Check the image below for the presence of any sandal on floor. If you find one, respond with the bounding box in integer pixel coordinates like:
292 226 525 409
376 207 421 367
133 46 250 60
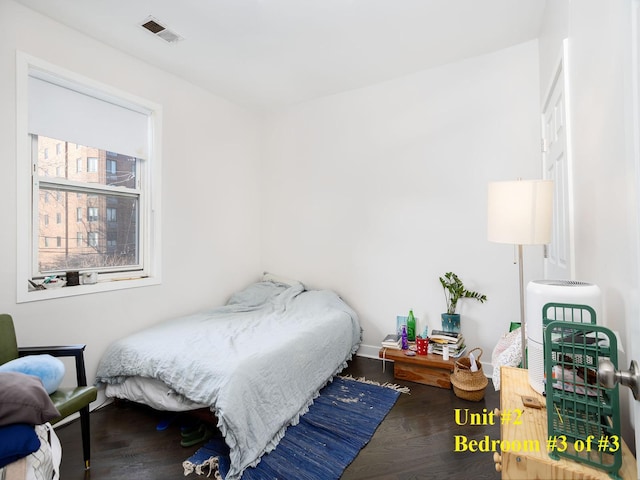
180 422 204 438
180 425 215 447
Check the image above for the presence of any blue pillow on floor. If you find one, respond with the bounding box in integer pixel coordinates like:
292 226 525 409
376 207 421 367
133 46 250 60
0 423 40 468
0 355 65 394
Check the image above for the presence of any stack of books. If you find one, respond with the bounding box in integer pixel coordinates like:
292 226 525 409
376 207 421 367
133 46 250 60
381 333 402 350
429 330 466 358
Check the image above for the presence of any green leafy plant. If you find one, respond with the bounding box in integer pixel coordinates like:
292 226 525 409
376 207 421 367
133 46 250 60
439 272 487 315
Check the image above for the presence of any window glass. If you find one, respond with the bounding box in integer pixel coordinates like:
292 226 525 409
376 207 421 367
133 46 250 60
87 157 98 173
35 136 140 273
87 206 98 222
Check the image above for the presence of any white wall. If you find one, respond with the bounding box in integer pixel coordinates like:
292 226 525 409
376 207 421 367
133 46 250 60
262 40 543 362
539 0 639 452
0 1 263 387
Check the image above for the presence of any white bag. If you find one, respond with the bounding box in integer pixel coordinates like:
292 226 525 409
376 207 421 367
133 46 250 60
491 328 522 391
26 423 61 480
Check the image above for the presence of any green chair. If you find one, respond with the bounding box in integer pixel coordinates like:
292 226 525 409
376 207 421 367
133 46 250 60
0 313 98 470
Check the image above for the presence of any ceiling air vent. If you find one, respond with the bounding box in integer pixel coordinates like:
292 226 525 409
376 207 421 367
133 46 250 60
140 16 183 43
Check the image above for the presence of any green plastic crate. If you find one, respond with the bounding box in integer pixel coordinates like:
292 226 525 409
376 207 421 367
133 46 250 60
544 310 622 478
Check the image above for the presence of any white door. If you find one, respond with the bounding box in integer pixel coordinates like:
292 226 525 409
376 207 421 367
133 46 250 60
541 39 574 281
631 0 640 472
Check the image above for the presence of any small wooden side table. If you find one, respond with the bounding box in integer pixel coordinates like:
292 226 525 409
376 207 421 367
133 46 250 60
378 347 455 388
496 366 637 479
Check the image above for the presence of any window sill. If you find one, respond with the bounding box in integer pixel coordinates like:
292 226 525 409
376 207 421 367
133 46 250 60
17 275 161 303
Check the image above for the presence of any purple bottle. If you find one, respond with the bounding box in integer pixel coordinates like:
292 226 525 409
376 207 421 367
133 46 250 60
401 325 408 350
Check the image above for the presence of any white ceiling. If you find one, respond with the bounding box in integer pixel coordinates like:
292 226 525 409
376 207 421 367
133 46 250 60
14 0 547 111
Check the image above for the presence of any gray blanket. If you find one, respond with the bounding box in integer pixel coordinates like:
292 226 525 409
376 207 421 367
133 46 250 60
95 281 361 479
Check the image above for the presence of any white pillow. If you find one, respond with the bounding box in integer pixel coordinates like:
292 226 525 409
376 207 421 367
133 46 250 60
262 272 302 287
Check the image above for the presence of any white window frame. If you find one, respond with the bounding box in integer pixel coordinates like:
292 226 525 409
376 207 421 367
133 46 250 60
16 52 162 302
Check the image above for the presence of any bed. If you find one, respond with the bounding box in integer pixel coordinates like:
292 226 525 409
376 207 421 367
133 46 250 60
95 275 361 480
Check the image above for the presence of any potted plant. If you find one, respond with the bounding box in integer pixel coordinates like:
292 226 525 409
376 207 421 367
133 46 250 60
439 272 487 333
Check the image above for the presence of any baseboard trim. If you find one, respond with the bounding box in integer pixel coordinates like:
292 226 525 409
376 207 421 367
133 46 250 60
355 343 381 359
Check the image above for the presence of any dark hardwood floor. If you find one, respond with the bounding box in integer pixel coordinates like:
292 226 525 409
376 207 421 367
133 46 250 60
57 356 501 479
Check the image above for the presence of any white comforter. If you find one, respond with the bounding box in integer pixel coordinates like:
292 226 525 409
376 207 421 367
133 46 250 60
95 281 361 480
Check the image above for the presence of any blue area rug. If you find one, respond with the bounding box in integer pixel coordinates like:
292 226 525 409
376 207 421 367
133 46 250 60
183 376 406 479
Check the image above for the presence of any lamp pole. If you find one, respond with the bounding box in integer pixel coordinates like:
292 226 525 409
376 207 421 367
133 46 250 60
518 244 527 369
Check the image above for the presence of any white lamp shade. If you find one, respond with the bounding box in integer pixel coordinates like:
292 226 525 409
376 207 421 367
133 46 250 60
487 180 553 245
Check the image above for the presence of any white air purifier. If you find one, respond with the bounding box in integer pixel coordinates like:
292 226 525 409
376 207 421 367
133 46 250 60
526 280 602 394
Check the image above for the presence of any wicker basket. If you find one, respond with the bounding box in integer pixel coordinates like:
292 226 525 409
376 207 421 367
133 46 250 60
450 347 488 402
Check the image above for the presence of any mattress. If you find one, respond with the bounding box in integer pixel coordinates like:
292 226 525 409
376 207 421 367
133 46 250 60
105 376 207 411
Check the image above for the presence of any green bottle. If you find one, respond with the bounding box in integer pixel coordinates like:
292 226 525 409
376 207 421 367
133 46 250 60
407 310 416 341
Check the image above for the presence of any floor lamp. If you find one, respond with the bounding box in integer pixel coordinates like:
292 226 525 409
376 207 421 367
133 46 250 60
487 179 553 369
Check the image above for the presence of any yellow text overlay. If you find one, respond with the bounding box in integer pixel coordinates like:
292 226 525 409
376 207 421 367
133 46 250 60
454 435 541 453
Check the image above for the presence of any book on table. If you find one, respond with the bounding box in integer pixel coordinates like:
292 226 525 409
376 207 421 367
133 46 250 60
429 330 461 343
429 332 466 358
381 333 401 349
431 343 467 358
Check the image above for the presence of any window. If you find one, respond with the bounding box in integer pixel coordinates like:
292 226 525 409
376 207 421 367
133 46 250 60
17 53 162 301
87 206 99 222
87 157 98 173
88 232 98 248
107 231 117 251
36 141 140 272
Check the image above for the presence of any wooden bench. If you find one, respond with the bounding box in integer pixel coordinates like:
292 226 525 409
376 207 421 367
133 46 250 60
379 347 455 389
